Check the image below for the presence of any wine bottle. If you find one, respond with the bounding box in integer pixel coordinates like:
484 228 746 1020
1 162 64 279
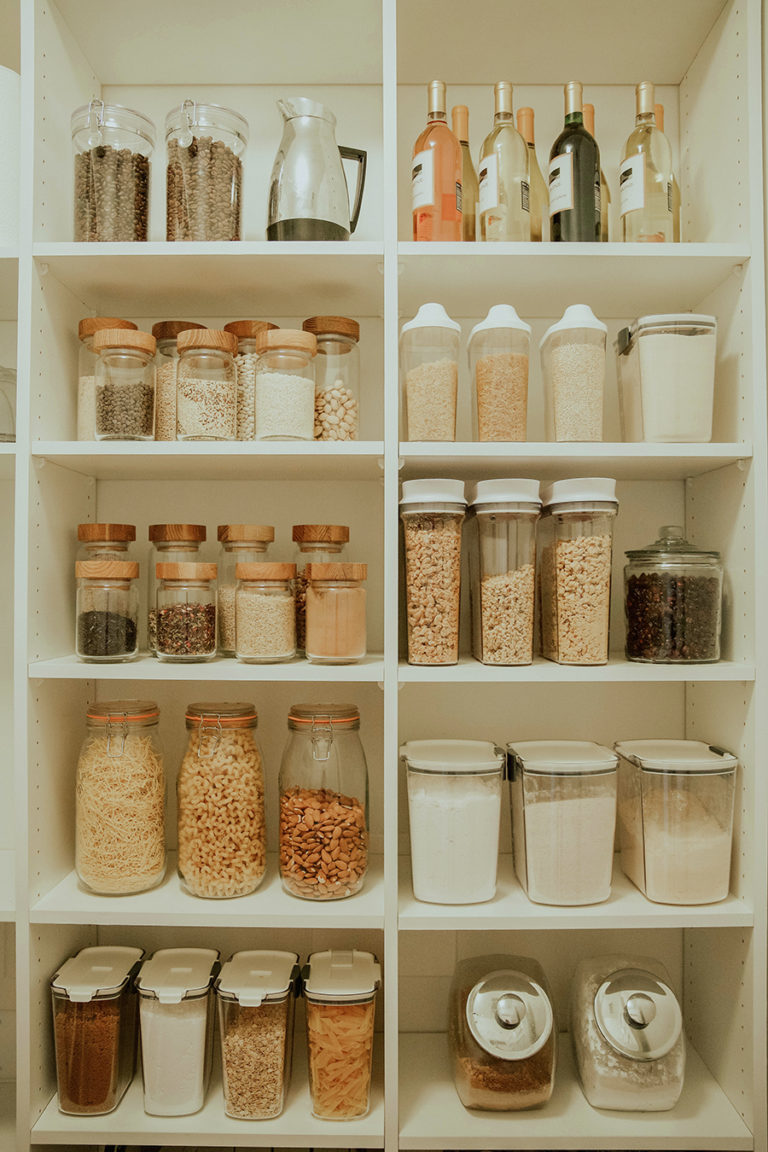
478 82 530 242
655 102 681 241
549 81 601 242
411 80 462 242
619 82 674 242
583 102 611 242
451 105 479 242
516 106 548 242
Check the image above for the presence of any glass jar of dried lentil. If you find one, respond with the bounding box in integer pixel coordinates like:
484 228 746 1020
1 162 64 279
302 315 360 441
217 524 275 656
152 320 204 441
155 562 217 663
254 329 317 441
176 328 238 441
177 702 266 898
78 317 137 441
147 524 206 653
76 561 139 663
77 522 136 563
93 328 156 441
166 100 249 242
235 562 296 663
291 524 349 654
223 320 279 441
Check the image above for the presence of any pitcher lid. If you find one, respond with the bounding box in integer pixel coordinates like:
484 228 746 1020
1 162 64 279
278 97 335 126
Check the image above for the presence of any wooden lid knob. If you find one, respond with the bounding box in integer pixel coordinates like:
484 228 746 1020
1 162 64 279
93 328 156 355
76 560 139 579
149 524 207 543
224 320 279 341
236 562 297 580
292 524 350 544
78 523 136 542
302 315 360 342
305 562 367 581
79 317 137 340
177 328 238 355
156 561 217 580
217 524 275 543
254 328 316 356
152 320 205 342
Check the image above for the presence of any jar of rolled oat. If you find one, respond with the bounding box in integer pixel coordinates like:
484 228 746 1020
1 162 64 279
302 315 360 441
217 524 275 656
152 321 204 441
147 524 206 654
468 479 540 666
155 562 217 663
279 703 369 900
78 317 137 441
177 702 266 898
176 328 237 441
77 522 136 562
305 562 367 664
292 524 349 654
540 305 607 442
253 328 317 441
93 328 156 441
468 305 531 442
235 562 296 663
400 478 466 665
166 100 248 242
224 320 279 440
538 478 618 666
400 303 460 441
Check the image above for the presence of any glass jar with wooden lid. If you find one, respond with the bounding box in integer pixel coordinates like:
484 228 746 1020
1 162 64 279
155 562 217 663
77 522 136 563
217 524 275 656
93 328 156 441
302 316 360 441
291 523 350 653
235 562 297 663
253 328 317 441
224 320 279 440
176 328 238 441
147 524 207 653
76 561 140 662
305 562 367 664
152 320 204 441
78 317 137 441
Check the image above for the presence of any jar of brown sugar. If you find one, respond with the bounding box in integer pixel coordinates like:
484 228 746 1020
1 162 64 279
305 562 367 664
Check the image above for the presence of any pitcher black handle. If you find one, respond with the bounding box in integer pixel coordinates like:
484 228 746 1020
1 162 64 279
339 146 367 235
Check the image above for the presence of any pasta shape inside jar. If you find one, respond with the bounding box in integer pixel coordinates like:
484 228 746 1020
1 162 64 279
306 1000 376 1119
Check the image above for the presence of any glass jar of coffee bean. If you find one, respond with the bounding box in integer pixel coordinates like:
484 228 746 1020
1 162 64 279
71 100 155 242
93 328 156 440
165 100 248 242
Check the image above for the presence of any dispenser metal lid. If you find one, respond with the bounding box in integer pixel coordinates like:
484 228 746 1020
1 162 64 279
466 969 553 1061
594 967 682 1061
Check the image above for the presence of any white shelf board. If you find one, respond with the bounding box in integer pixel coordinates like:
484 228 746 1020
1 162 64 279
0 249 18 321
33 243 385 316
398 1033 752 1150
0 444 14 480
0 851 15 919
398 656 756 684
32 441 385 481
29 652 386 682
398 855 752 931
31 852 384 927
33 1034 384 1147
399 443 750 481
396 243 750 317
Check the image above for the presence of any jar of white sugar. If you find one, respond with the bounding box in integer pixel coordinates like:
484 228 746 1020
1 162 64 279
78 317 137 441
217 523 274 656
136 947 220 1117
468 305 531 441
224 319 279 440
401 739 504 904
235 562 296 663
253 328 317 440
303 314 360 440
540 304 607 441
400 302 460 440
152 320 203 441
507 740 618 905
176 328 237 440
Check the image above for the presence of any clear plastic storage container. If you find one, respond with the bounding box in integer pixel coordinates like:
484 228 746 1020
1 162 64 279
153 320 204 441
155 562 217 662
468 479 540 665
224 319 279 440
449 954 556 1111
72 100 154 241
616 739 737 904
215 950 299 1120
507 740 618 905
147 523 206 653
77 317 137 441
75 560 139 662
292 523 349 653
540 305 607 442
254 328 317 440
176 328 237 441
303 950 380 1120
217 523 275 656
400 303 460 440
538 478 618 665
93 328 156 440
616 313 717 442
401 740 504 904
570 954 685 1110
305 562 367 664
468 305 531 441
235 562 296 663
51 945 144 1115
136 948 220 1117
303 315 360 440
166 100 248 241
77 522 136 562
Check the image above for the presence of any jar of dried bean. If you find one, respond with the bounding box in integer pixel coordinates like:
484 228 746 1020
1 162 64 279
400 303 460 441
302 315 360 441
155 562 217 662
468 305 531 442
78 317 137 441
292 523 349 654
540 305 607 442
305 562 367 664
166 100 248 242
217 524 275 656
254 328 317 441
76 561 139 662
400 478 466 665
93 328 156 440
538 478 618 666
72 100 155 241
147 524 206 653
152 320 204 441
177 702 266 898
176 328 237 441
468 479 540 666
279 703 369 900
235 562 296 663
77 522 136 562
224 320 279 440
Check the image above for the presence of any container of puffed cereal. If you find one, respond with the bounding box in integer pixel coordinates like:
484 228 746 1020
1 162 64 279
177 702 266 898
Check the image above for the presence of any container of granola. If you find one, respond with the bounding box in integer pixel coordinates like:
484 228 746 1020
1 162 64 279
400 303 460 441
468 305 531 441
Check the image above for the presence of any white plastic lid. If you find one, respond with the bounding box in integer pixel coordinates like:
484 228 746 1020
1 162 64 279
136 948 220 1004
470 479 541 507
540 304 607 349
215 950 299 1007
400 739 504 774
468 305 532 344
636 313 716 332
51 946 144 1003
614 739 738 773
400 478 466 506
304 949 381 1000
541 477 618 507
400 302 461 336
507 740 618 775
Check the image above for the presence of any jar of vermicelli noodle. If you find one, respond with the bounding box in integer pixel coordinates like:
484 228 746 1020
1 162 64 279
75 700 166 895
177 702 266 898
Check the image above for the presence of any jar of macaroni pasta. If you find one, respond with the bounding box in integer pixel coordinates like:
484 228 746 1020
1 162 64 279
254 329 317 441
235 563 296 663
217 524 275 656
93 328 156 441
155 562 217 662
176 328 237 441
152 320 204 441
302 315 360 440
78 317 137 441
224 320 279 440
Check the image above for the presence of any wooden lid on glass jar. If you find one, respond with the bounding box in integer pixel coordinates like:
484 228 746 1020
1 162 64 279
78 317 137 341
303 315 360 342
236 562 297 580
254 328 317 356
306 562 367 581
149 523 207 543
78 522 136 542
218 524 275 543
177 327 237 355
156 561 217 580
93 328 156 355
224 320 279 341
76 560 139 578
292 524 350 544
152 320 204 342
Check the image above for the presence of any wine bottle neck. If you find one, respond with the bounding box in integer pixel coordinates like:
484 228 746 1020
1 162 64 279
635 111 656 127
565 111 584 127
494 110 514 123
427 111 447 123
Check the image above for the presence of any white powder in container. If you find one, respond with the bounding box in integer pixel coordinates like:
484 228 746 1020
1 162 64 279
637 330 716 442
516 792 617 905
254 371 314 440
140 996 210 1116
407 773 501 903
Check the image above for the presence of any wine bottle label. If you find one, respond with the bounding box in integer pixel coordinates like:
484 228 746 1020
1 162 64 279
548 153 574 215
594 178 601 216
478 154 499 213
619 154 645 216
521 181 530 212
667 181 673 212
412 149 435 210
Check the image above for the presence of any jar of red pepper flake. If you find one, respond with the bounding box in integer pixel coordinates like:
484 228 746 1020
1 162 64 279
155 562 217 662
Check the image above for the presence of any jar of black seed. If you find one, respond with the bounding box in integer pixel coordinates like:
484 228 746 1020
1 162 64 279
93 328 156 440
76 561 139 663
155 562 217 663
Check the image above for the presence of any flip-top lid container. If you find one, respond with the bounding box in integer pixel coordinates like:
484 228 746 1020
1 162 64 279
51 946 144 1002
400 478 466 507
215 950 300 1007
541 477 618 511
400 302 461 336
469 479 541 508
400 739 504 774
303 949 381 1002
508 740 618 776
615 739 737 774
136 948 220 1004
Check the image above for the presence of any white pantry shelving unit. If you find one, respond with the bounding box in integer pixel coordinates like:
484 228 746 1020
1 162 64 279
5 0 768 1150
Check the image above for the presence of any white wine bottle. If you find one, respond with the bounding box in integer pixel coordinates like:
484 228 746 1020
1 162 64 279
516 106 548 241
620 81 674 242
478 82 530 242
452 105 479 241
583 102 610 242
655 102 681 241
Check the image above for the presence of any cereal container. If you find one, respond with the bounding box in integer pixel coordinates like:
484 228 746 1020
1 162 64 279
235 562 296 663
77 522 135 562
224 320 279 440
507 740 618 905
152 320 204 441
166 100 248 241
93 328 156 441
538 478 618 665
147 523 206 653
570 955 685 1110
540 305 607 441
468 305 531 441
155 562 217 663
75 561 139 663
400 303 460 440
303 315 360 440
254 328 317 440
136 948 220 1117
279 703 368 900
400 478 466 665
176 328 237 441
51 945 144 1115
305 562 367 664
292 523 349 653
217 524 275 656
215 950 299 1120
72 100 154 241
448 954 556 1110
615 739 737 904
177 702 266 898
468 479 540 665
78 317 137 441
303 949 380 1120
